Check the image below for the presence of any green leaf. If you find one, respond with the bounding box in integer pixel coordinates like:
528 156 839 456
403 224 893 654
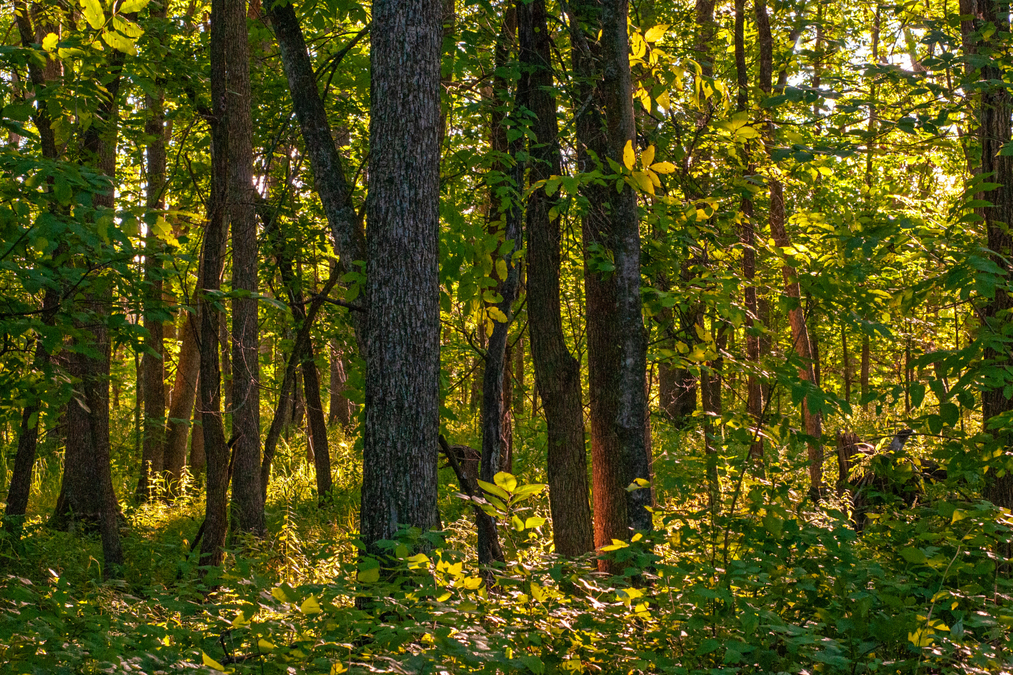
102 29 137 54
696 638 722 656
900 547 928 564
940 402 959 427
910 382 926 408
357 567 380 583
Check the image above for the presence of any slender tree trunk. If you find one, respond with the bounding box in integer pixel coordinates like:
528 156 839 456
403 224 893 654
198 0 233 571
842 325 851 404
861 334 871 410
264 0 366 349
477 5 520 565
227 0 265 536
735 0 762 466
164 309 201 491
137 0 169 501
5 2 62 540
328 341 353 428
520 0 593 557
360 0 442 552
755 0 823 499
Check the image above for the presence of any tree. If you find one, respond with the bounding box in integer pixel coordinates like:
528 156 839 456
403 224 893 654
228 0 265 536
359 0 443 551
570 0 652 566
518 0 593 557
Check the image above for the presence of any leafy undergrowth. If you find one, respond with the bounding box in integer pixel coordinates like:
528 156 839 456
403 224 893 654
2 430 1013 673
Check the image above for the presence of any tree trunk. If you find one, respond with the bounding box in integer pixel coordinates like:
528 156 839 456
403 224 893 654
570 0 651 567
755 0 823 499
164 310 201 491
968 0 1013 514
264 0 366 349
4 3 62 541
198 0 234 571
228 0 265 536
137 0 169 502
53 45 126 574
861 334 870 410
328 341 353 428
735 0 762 466
519 0 593 557
843 325 851 404
360 0 442 552
477 5 520 565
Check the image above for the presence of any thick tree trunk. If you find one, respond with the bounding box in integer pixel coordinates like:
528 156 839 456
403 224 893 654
570 0 651 568
137 1 169 502
227 0 265 537
755 0 823 499
968 0 1013 514
519 0 593 557
198 0 233 571
360 0 442 552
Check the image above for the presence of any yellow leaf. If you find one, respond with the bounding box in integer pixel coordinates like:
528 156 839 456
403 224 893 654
622 140 635 170
331 663 348 675
202 651 227 672
648 170 661 188
632 171 655 194
301 594 322 614
644 24 668 42
488 306 508 323
495 258 507 280
650 161 676 174
657 90 671 110
257 639 275 651
80 0 105 29
641 145 656 168
493 471 517 492
102 30 137 55
42 33 59 51
231 611 250 627
461 576 484 589
119 0 150 12
271 587 289 603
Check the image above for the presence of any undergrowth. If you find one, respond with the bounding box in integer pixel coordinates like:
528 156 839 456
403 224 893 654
1 421 1012 674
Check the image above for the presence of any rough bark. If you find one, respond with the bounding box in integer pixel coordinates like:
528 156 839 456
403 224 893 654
570 0 651 569
164 310 201 491
360 0 442 551
477 5 520 566
519 0 593 557
227 0 265 536
198 0 233 571
968 0 1013 513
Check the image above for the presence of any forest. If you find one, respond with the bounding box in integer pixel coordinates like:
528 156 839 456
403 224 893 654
1 0 1013 669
